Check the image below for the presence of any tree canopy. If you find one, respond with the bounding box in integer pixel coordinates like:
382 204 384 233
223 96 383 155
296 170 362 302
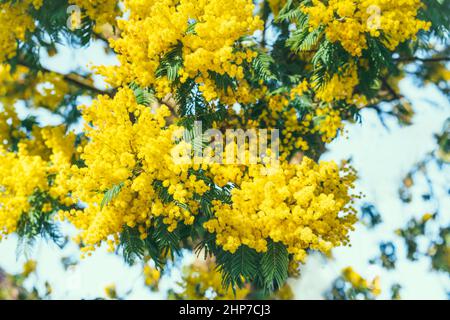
0 0 448 298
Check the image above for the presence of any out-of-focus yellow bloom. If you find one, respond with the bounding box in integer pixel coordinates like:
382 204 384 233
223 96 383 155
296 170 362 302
179 260 250 300
22 260 37 277
143 265 161 290
342 267 381 296
0 1 42 62
104 284 118 299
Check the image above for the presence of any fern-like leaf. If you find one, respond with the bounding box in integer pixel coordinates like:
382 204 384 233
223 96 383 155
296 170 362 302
252 52 278 81
287 27 323 53
118 226 145 265
101 182 124 209
215 245 260 290
130 83 156 106
259 240 289 292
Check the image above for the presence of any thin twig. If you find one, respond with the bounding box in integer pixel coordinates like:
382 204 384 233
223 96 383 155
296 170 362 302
394 56 450 63
17 59 114 97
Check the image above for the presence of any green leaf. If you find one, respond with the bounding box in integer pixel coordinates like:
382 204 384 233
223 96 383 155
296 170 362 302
156 42 183 82
215 245 260 290
130 83 156 106
252 52 278 81
276 1 307 24
287 27 323 53
260 240 289 292
118 226 145 265
101 182 124 209
208 71 237 93
186 21 197 35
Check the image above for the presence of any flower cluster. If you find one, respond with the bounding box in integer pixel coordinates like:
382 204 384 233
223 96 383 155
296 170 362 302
0 1 42 62
61 84 357 264
62 88 210 253
311 107 345 143
30 72 70 111
342 266 381 296
0 0 365 276
143 264 161 290
204 158 357 262
178 260 250 300
302 0 430 56
0 126 76 238
223 88 345 159
22 260 37 277
69 0 120 29
0 64 70 111
99 0 262 99
314 65 367 107
0 106 21 149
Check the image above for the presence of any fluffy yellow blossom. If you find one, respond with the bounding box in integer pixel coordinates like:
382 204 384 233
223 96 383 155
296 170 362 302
0 145 48 236
311 107 344 143
290 80 309 100
69 0 120 29
302 0 430 56
99 0 262 100
0 1 42 62
0 126 76 238
342 266 368 289
29 72 70 111
63 87 210 251
0 64 70 111
421 213 434 222
104 284 118 299
315 64 367 106
199 73 265 105
0 105 23 148
273 283 294 300
64 85 357 262
204 158 357 261
228 90 345 158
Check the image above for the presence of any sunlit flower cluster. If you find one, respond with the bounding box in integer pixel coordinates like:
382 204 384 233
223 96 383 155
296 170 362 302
0 126 76 238
0 1 42 62
60 84 357 263
0 64 70 111
223 88 345 159
0 106 22 149
99 0 262 100
62 88 210 252
143 264 161 290
314 64 367 107
302 0 431 56
204 158 357 262
69 0 120 29
22 260 37 277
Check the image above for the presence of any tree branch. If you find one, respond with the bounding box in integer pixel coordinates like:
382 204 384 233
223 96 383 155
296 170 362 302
17 59 114 97
17 58 181 121
381 78 403 101
394 56 450 63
